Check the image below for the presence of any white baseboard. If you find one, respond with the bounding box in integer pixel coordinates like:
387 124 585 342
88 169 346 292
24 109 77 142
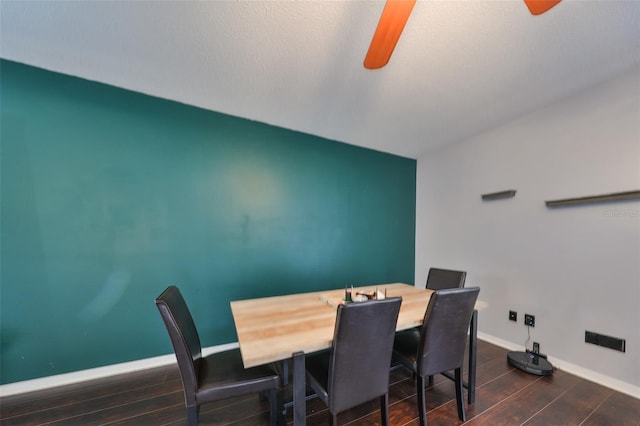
478 332 640 399
3 336 639 400
0 342 238 398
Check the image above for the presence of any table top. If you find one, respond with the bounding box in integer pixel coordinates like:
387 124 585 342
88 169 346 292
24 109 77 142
230 283 433 368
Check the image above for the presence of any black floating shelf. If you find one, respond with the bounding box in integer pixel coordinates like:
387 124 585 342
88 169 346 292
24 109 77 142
482 190 517 201
545 190 640 208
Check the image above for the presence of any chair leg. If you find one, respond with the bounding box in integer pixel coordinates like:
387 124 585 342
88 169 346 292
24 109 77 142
454 367 466 422
417 375 428 426
427 374 434 386
329 412 338 425
186 404 199 426
380 393 390 426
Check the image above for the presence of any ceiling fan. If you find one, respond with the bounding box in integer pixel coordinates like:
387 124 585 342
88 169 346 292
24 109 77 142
363 0 562 69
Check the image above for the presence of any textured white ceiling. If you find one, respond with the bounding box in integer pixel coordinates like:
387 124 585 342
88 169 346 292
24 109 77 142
1 0 639 158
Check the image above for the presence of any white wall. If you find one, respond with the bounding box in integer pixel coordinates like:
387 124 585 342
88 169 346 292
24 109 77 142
416 67 640 396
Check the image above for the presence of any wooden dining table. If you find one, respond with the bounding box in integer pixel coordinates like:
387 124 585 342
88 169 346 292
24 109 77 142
230 283 478 425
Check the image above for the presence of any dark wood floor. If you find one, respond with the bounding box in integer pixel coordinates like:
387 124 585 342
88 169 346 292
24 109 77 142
1 340 639 425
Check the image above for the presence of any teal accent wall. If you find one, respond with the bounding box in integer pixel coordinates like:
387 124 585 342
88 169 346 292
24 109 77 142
0 60 416 384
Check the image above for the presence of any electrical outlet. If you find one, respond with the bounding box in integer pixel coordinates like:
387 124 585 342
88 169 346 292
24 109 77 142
509 310 517 322
524 313 535 327
533 342 540 354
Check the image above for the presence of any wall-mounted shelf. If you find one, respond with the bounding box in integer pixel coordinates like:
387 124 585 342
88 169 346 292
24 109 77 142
482 190 516 201
545 190 640 208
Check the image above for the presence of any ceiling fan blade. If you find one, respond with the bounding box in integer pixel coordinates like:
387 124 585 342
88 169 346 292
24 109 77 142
523 0 562 15
364 0 416 70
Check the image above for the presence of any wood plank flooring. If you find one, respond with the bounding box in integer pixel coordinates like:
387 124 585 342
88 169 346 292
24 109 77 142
1 340 638 425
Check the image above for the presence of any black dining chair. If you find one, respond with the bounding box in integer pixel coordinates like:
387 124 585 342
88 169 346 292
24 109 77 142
425 267 467 290
392 287 479 426
422 267 467 384
304 297 402 425
155 286 281 426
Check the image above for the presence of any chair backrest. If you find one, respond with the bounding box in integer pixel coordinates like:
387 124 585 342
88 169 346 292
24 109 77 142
417 287 479 376
425 267 467 290
155 285 203 403
327 297 402 414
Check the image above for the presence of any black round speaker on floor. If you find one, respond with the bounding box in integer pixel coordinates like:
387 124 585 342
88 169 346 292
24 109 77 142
507 351 554 376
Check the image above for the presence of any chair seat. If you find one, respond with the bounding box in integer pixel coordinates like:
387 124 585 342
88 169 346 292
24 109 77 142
392 328 420 370
197 348 280 402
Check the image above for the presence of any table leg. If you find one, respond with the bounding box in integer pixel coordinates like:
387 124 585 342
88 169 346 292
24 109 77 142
292 351 306 425
282 359 289 386
468 309 478 404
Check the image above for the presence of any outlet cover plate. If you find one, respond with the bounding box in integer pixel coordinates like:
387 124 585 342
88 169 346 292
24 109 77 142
524 314 535 327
